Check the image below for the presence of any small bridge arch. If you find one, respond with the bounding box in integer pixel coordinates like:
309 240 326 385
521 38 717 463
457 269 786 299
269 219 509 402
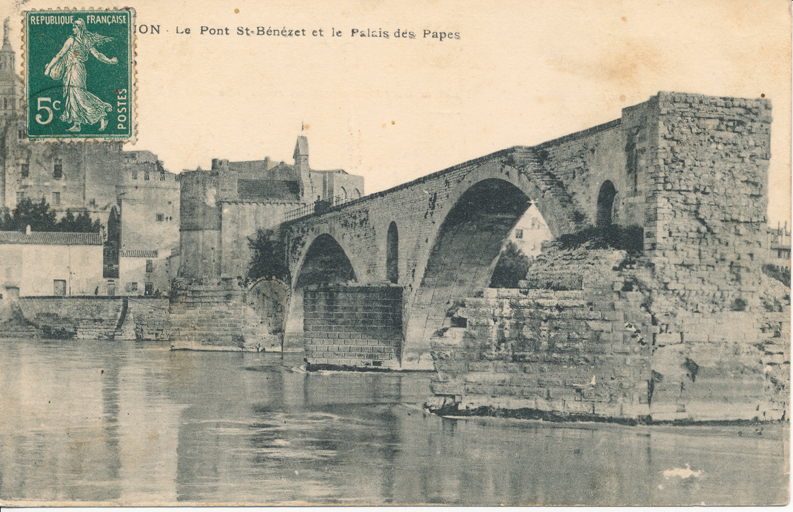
292 232 358 290
285 232 360 339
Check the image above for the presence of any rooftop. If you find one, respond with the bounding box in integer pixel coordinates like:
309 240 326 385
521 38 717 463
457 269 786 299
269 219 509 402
0 231 103 246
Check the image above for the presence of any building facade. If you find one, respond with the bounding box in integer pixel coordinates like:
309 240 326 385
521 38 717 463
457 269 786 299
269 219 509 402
116 157 180 295
179 136 364 281
0 230 103 297
508 203 553 259
766 222 791 270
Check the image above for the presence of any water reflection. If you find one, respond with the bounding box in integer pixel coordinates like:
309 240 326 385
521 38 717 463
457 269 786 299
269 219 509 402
0 337 787 505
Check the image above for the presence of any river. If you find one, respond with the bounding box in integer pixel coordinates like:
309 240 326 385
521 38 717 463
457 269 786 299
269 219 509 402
0 337 787 506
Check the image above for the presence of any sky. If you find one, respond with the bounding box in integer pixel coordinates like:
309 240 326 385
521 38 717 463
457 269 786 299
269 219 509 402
3 0 791 223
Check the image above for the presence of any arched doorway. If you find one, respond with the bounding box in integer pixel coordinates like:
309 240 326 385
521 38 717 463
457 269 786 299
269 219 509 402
386 222 399 284
596 181 617 227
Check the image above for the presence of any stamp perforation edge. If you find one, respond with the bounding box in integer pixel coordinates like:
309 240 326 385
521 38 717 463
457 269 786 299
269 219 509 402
21 7 137 145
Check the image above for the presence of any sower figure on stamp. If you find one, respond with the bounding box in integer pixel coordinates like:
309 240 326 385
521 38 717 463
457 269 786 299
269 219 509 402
44 19 116 132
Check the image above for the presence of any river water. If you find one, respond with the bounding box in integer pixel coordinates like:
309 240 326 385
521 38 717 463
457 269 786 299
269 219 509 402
0 337 787 506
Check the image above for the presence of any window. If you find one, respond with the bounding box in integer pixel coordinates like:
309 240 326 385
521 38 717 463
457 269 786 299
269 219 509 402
145 282 154 296
145 260 154 273
386 222 399 284
18 129 25 140
156 213 164 222
159 172 166 181
144 171 150 180
53 158 63 179
52 192 60 206
514 229 523 239
16 191 23 204
130 282 138 292
20 163 28 178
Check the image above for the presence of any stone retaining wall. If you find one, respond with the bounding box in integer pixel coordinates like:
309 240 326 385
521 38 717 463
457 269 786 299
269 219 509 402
15 296 123 339
127 298 170 340
167 280 280 351
0 296 173 341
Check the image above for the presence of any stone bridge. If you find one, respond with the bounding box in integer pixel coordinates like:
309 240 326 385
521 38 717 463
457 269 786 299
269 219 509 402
280 91 775 373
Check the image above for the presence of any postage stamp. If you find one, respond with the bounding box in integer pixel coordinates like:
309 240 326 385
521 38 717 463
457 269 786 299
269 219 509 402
24 8 135 142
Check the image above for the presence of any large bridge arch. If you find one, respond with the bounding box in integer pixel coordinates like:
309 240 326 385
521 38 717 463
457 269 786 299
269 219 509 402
402 159 582 365
428 159 576 240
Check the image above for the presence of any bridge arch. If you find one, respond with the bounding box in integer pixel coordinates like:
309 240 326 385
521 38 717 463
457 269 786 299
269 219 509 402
292 233 358 290
596 180 617 227
403 159 582 364
285 232 359 340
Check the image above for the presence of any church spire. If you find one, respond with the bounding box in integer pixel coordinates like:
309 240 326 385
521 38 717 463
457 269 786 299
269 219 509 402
0 17 14 77
2 18 11 51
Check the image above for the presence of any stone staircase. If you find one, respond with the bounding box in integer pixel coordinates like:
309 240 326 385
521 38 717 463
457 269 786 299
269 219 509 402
510 149 587 233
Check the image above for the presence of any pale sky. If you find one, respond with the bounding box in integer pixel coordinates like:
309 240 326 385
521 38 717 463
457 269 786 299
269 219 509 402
4 0 791 223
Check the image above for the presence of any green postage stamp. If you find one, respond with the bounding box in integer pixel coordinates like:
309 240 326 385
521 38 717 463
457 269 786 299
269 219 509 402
24 9 135 142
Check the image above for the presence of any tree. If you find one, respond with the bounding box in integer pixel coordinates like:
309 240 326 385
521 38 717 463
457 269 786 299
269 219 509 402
53 209 101 233
103 207 120 278
2 197 57 232
0 210 13 231
71 211 101 233
247 228 291 284
58 209 78 232
0 201 102 233
489 241 530 288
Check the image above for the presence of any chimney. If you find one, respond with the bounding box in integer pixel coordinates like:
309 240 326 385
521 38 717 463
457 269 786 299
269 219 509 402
211 159 229 171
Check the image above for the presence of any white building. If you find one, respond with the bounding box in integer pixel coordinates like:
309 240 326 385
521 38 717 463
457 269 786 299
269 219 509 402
766 223 791 270
507 204 553 258
0 230 103 297
119 249 176 296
